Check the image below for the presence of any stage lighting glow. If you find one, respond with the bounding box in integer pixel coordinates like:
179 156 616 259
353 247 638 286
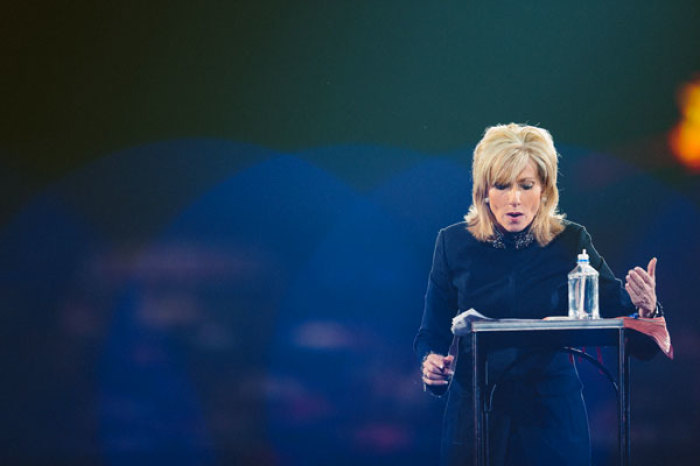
669 77 700 172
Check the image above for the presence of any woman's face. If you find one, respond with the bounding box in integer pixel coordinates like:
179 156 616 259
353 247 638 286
487 160 543 232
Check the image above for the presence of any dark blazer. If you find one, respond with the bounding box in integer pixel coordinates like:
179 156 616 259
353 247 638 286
414 220 638 466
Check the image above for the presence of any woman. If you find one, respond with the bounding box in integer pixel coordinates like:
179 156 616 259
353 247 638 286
414 124 660 466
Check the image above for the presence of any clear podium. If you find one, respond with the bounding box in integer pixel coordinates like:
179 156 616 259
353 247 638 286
467 318 630 466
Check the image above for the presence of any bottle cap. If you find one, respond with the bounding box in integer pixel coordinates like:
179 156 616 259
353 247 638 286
578 249 589 262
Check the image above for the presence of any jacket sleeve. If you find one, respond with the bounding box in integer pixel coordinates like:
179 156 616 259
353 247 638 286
577 226 660 359
414 229 459 366
574 225 634 318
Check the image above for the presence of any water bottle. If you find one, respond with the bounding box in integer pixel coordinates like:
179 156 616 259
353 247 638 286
568 249 599 319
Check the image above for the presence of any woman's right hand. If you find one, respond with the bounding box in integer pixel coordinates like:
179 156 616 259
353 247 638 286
422 353 455 386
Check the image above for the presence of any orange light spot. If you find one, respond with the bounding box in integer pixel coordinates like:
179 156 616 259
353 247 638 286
669 78 700 172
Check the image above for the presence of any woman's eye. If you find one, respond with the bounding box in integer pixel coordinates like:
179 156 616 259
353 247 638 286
494 183 509 190
520 183 534 190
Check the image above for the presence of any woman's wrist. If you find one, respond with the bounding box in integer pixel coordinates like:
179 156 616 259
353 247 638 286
638 301 663 318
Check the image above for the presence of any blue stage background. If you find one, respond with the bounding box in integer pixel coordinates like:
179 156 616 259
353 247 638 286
2 2 699 465
1 141 697 465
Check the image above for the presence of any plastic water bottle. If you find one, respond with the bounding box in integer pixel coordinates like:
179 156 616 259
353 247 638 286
568 249 599 319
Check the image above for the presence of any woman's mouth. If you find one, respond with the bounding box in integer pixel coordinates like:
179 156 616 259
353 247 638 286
506 212 523 219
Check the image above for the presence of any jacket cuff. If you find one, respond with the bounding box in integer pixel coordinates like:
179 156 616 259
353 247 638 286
637 301 663 318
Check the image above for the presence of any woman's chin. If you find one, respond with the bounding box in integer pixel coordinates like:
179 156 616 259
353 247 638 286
500 223 527 233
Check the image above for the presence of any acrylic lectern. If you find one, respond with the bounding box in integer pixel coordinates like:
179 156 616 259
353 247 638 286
465 319 630 466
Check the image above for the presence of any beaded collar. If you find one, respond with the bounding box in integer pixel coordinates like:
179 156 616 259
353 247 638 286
487 227 535 249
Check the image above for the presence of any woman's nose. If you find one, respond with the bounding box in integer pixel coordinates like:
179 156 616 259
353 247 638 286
508 188 521 204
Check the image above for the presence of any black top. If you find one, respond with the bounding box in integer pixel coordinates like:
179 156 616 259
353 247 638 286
414 220 658 465
414 220 636 391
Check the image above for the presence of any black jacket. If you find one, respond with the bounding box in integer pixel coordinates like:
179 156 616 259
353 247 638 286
414 220 641 465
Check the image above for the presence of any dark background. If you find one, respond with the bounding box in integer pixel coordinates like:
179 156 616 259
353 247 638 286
1 1 698 465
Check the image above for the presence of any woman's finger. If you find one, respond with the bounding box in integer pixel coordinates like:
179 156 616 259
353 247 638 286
625 283 642 303
625 283 655 301
626 283 646 304
423 368 449 385
625 282 655 312
424 354 445 371
423 354 449 377
423 375 448 386
630 268 654 287
625 275 645 295
634 267 655 286
422 354 454 385
647 257 657 280
627 271 651 292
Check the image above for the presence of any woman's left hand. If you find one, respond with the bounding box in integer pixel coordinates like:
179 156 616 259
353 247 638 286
625 257 657 317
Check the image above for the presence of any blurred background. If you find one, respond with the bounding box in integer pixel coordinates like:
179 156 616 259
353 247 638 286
1 1 699 465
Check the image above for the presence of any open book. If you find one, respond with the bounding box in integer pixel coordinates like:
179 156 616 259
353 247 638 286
617 316 673 359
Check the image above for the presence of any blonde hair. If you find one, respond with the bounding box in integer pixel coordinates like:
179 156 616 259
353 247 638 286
464 123 565 245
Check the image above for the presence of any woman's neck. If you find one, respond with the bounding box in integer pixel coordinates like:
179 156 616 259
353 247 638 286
489 224 535 249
